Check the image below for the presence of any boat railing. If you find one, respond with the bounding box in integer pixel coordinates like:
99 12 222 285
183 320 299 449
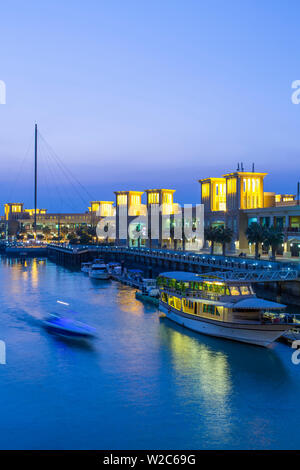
185 289 220 301
163 287 221 301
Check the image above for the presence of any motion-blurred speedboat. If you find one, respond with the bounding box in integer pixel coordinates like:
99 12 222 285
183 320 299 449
43 314 96 339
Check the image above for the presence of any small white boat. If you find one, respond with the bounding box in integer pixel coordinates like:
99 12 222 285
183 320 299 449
107 262 122 275
43 314 96 339
89 263 110 280
81 262 93 273
135 279 160 306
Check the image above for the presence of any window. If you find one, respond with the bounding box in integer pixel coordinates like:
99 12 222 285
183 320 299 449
240 286 250 295
148 193 159 204
202 183 210 198
117 195 127 206
168 296 181 310
230 286 240 296
203 304 215 315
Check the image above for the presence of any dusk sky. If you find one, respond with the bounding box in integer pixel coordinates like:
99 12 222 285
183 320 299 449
1 0 300 212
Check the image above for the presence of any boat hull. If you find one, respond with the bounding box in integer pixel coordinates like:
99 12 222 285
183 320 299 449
44 324 94 339
159 302 291 347
89 272 110 280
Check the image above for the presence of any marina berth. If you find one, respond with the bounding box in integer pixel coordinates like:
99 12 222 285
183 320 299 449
158 271 296 347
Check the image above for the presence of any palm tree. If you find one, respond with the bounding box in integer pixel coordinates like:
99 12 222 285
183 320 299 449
42 226 51 242
60 225 69 240
204 226 219 255
216 226 233 256
263 225 284 261
245 222 265 258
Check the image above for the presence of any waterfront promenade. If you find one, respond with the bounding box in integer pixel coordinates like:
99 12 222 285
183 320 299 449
46 244 299 280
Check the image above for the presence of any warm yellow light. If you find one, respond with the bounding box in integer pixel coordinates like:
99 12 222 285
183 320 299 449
91 203 100 212
240 176 263 209
130 194 141 206
211 179 226 211
202 183 210 198
148 192 159 204
100 203 114 217
227 178 237 194
117 195 127 206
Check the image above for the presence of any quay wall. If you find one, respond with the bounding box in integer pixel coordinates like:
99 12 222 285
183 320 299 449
259 280 300 305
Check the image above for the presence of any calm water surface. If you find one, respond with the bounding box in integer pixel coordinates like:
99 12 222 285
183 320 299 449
0 257 300 450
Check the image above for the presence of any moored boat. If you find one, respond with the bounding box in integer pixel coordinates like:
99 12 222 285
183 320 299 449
89 263 110 280
107 262 122 276
158 271 295 347
81 262 93 273
135 279 160 306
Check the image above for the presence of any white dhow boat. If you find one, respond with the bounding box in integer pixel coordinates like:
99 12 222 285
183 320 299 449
89 263 110 280
158 271 295 347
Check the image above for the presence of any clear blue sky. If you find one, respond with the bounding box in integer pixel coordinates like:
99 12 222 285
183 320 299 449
0 0 300 212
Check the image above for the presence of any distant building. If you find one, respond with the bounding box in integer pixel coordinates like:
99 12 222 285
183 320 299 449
3 201 110 239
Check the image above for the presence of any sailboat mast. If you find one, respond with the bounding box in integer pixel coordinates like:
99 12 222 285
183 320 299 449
34 123 37 238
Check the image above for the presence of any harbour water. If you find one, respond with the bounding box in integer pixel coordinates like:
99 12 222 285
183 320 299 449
1 257 300 450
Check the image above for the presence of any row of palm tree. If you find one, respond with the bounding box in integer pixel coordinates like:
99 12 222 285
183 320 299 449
16 224 98 244
245 222 284 260
204 222 284 260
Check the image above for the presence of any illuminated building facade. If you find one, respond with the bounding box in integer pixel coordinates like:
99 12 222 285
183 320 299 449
88 201 115 217
200 169 300 256
3 201 109 240
145 189 181 249
114 191 147 246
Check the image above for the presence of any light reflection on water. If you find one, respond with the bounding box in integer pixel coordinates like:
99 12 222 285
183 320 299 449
0 257 299 450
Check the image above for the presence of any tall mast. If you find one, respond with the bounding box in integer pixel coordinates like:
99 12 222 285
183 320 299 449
34 123 38 238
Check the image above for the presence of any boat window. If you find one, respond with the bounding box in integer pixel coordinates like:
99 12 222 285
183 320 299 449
168 296 181 310
240 286 251 295
225 287 230 295
182 298 196 314
203 282 213 292
203 304 215 315
229 286 240 296
212 284 225 295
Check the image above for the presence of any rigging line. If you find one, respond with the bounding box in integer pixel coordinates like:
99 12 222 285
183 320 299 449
39 134 83 211
37 139 53 210
40 136 90 209
45 146 87 212
41 137 85 214
38 138 63 213
39 138 79 213
8 133 34 203
38 131 96 202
